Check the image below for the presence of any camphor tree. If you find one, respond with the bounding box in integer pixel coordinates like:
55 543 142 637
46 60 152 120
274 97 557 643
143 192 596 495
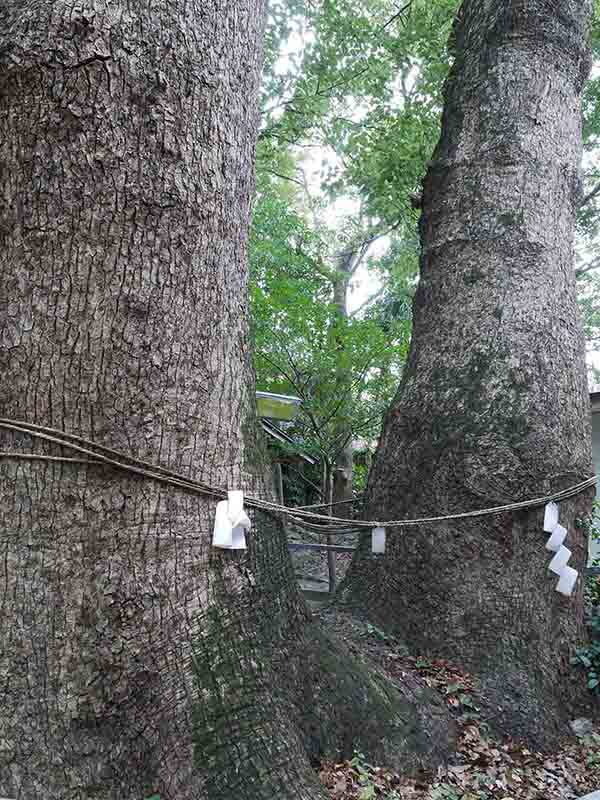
0 1 454 798
343 0 596 746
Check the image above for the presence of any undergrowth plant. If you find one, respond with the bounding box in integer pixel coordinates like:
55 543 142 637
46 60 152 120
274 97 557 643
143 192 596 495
573 500 600 692
585 732 600 770
349 751 402 800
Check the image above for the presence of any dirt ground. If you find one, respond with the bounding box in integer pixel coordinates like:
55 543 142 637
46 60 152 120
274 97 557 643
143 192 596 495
313 607 600 800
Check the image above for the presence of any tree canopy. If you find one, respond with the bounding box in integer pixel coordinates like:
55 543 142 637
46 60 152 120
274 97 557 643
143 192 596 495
253 0 600 452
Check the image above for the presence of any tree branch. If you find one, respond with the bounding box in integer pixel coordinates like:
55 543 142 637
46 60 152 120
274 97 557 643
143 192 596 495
349 286 386 317
579 180 600 208
256 351 302 395
265 169 306 189
381 2 413 31
575 256 600 278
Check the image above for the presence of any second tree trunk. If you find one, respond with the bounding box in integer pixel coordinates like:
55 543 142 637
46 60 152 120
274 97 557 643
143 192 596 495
343 0 594 747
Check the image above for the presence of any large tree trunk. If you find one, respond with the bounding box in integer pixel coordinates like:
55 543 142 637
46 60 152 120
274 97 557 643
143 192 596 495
342 0 594 747
331 255 354 519
0 2 455 797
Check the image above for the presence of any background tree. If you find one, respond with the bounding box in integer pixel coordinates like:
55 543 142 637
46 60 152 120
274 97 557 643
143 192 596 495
252 0 457 517
342 0 595 747
0 2 454 798
255 0 600 500
250 184 412 506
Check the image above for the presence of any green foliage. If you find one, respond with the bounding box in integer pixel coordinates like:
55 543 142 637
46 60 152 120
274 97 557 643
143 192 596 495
577 270 600 349
585 733 600 769
353 460 369 494
571 640 600 692
256 0 600 481
582 0 600 150
249 185 411 470
362 622 391 642
575 577 600 691
415 657 432 669
572 502 600 693
349 751 402 800
263 0 458 225
446 686 477 712
575 1 600 339
577 498 600 540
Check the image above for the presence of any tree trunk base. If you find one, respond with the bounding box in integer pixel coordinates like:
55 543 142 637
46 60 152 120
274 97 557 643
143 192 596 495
0 510 456 800
286 616 457 774
190 602 457 799
338 505 592 750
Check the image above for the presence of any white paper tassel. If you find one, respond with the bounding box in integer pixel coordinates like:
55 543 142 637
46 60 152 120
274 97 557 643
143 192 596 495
548 545 571 576
545 523 567 552
230 514 250 550
213 500 233 548
228 490 251 550
227 490 244 522
556 566 578 596
543 502 559 533
212 491 251 550
371 526 386 554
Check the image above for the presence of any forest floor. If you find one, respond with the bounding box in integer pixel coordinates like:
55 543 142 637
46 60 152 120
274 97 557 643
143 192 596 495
313 607 600 800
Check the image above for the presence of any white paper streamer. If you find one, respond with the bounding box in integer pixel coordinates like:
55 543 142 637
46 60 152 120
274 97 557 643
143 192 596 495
543 502 559 533
539 503 578 597
556 566 578 596
371 526 386 554
213 500 234 548
212 491 251 550
545 523 567 552
548 545 571 576
230 513 250 551
227 490 245 523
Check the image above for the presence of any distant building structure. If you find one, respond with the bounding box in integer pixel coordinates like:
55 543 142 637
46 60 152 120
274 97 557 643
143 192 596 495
256 390 318 506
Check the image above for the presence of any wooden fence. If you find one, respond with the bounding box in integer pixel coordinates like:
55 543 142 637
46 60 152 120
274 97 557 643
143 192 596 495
288 541 600 594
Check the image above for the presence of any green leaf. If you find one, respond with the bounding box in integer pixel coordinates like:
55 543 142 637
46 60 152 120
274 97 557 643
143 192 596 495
459 693 476 708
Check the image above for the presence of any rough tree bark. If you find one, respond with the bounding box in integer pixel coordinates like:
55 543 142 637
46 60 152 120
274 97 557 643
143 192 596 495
342 0 595 747
331 248 354 519
0 2 455 798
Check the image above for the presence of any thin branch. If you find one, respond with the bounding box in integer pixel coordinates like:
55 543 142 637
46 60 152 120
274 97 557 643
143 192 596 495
381 2 413 30
329 433 354 463
580 181 600 208
256 352 302 396
303 406 327 446
287 464 323 497
575 256 600 279
349 286 386 317
337 219 401 266
348 240 372 277
265 169 306 189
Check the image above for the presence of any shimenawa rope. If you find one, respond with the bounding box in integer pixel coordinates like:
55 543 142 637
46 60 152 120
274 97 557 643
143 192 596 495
0 418 596 535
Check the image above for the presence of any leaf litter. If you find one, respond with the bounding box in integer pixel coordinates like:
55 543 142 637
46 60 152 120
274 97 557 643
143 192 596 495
316 609 600 800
